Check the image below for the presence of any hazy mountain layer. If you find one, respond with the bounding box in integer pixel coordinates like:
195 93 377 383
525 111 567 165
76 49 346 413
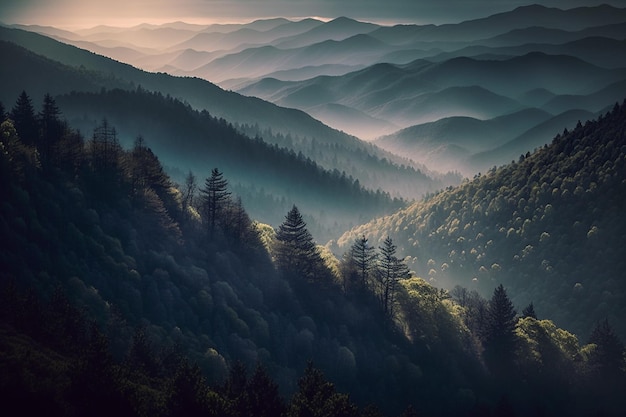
0 28 449 204
6 4 626 177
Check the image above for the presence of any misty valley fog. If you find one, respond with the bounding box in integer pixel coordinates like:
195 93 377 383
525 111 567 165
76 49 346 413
1 2 626 417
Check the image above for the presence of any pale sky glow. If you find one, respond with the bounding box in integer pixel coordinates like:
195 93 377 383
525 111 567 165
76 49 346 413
1 0 625 28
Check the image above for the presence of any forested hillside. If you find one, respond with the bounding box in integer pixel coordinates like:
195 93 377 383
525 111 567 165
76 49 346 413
337 100 626 340
54 87 405 241
0 36 456 241
0 94 479 416
1 92 625 416
0 28 454 199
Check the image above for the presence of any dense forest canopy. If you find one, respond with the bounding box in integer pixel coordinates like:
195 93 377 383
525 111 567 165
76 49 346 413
1 92 625 416
337 100 626 341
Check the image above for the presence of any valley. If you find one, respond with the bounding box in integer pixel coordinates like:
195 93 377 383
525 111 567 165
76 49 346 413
1 2 626 416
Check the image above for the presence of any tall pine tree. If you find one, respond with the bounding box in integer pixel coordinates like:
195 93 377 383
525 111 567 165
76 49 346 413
349 235 377 293
274 205 328 284
587 319 625 381
10 91 38 146
200 168 231 237
482 284 518 378
38 93 64 166
377 236 409 318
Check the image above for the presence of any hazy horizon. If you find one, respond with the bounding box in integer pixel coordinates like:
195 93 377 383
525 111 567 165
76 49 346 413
2 0 625 29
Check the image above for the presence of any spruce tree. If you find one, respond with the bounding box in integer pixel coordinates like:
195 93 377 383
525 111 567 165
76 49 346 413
288 362 358 417
588 319 625 381
200 168 231 236
274 205 325 283
350 235 377 292
246 364 285 417
38 93 63 166
10 91 38 145
377 236 409 318
521 302 537 319
482 284 518 377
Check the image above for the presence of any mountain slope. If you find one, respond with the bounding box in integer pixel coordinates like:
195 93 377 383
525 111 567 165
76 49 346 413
0 111 482 417
238 52 626 140
369 4 626 45
375 108 553 172
337 101 626 339
0 28 446 201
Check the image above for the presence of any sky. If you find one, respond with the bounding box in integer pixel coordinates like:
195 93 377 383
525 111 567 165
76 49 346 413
1 0 625 28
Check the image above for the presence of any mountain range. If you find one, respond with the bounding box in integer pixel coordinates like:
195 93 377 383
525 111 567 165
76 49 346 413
335 102 626 340
0 27 463 242
5 5 625 177
2 4 626 415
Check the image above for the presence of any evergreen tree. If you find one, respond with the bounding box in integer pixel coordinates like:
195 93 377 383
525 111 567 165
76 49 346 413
0 100 5 121
521 302 537 319
56 127 84 176
88 118 123 191
275 205 325 283
246 364 285 417
38 93 63 166
288 361 358 417
224 196 256 246
200 167 231 236
128 136 178 216
166 359 211 417
377 236 409 318
10 91 38 145
349 235 377 293
587 319 625 381
482 284 518 378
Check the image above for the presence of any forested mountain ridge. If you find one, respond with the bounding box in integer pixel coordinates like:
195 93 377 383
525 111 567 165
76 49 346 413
0 99 482 416
1 92 625 416
337 100 626 340
0 39 441 241
0 27 450 200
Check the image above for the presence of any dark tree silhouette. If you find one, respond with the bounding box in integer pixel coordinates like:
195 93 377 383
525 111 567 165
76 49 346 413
88 118 123 192
246 364 285 417
482 284 518 378
349 235 377 293
288 361 358 417
200 167 231 236
275 205 326 283
10 91 38 145
38 93 64 166
587 319 625 381
377 236 409 318
521 302 537 319
166 359 212 417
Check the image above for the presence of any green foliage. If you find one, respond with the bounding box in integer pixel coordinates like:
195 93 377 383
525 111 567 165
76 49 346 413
274 205 330 285
396 277 470 351
4 91 626 416
1 97 453 416
338 100 626 339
